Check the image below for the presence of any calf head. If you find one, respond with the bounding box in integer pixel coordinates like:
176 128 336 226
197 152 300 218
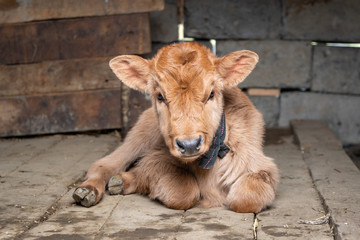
110 42 258 162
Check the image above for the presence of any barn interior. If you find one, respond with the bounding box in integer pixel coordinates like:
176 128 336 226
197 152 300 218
0 0 359 239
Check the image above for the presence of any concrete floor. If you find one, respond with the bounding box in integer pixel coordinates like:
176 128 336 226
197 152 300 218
0 120 359 240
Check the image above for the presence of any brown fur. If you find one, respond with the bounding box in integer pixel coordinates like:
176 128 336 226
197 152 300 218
74 42 279 213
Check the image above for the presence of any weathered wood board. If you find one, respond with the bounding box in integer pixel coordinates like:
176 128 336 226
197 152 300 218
0 89 122 136
0 58 120 97
128 90 152 128
0 0 164 24
291 120 360 240
0 13 151 64
2 127 348 239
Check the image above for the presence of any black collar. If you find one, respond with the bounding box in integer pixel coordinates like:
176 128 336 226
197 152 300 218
198 112 230 169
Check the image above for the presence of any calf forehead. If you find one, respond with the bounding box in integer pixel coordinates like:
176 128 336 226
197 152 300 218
157 43 213 64
153 43 216 96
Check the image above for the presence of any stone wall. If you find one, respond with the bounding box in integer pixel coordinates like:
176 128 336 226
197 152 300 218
149 0 360 144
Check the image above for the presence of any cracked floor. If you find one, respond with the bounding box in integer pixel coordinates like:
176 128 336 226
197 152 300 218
1 120 359 239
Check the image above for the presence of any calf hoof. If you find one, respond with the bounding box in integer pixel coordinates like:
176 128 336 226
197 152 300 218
108 175 124 195
73 187 96 207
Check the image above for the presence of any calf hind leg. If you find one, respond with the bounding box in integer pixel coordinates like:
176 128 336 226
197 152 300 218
108 151 201 210
227 170 278 213
148 169 200 210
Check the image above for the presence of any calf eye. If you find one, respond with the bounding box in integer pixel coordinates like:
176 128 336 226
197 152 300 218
157 93 165 102
207 91 215 101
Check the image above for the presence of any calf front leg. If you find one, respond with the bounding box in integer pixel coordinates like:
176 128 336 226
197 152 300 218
107 150 200 210
73 109 160 207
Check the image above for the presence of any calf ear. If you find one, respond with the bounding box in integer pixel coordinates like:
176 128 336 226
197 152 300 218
109 55 151 92
216 50 259 86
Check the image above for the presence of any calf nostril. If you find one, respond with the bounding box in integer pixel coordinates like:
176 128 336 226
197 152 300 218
195 136 203 151
175 139 186 153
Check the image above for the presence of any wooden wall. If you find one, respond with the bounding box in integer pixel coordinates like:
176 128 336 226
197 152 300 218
0 0 164 137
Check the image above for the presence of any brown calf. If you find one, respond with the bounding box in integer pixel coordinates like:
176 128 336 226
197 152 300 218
73 42 279 213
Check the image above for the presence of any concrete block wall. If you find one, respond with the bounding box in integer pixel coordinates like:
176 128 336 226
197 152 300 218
184 0 360 42
181 0 360 144
312 46 360 95
216 40 312 89
184 0 282 39
146 0 360 144
150 0 178 43
282 0 360 42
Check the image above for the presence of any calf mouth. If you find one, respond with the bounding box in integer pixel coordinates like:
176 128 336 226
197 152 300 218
180 153 202 160
171 145 208 163
176 153 204 164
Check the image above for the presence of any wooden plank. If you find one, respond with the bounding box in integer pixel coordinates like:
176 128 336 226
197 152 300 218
291 120 360 240
0 13 151 64
0 136 62 177
120 87 152 137
0 20 60 64
0 58 120 97
0 89 122 137
128 90 152 128
247 88 280 97
0 0 164 24
258 136 332 239
0 135 120 239
176 208 253 239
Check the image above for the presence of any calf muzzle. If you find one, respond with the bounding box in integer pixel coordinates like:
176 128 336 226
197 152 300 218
175 136 203 156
